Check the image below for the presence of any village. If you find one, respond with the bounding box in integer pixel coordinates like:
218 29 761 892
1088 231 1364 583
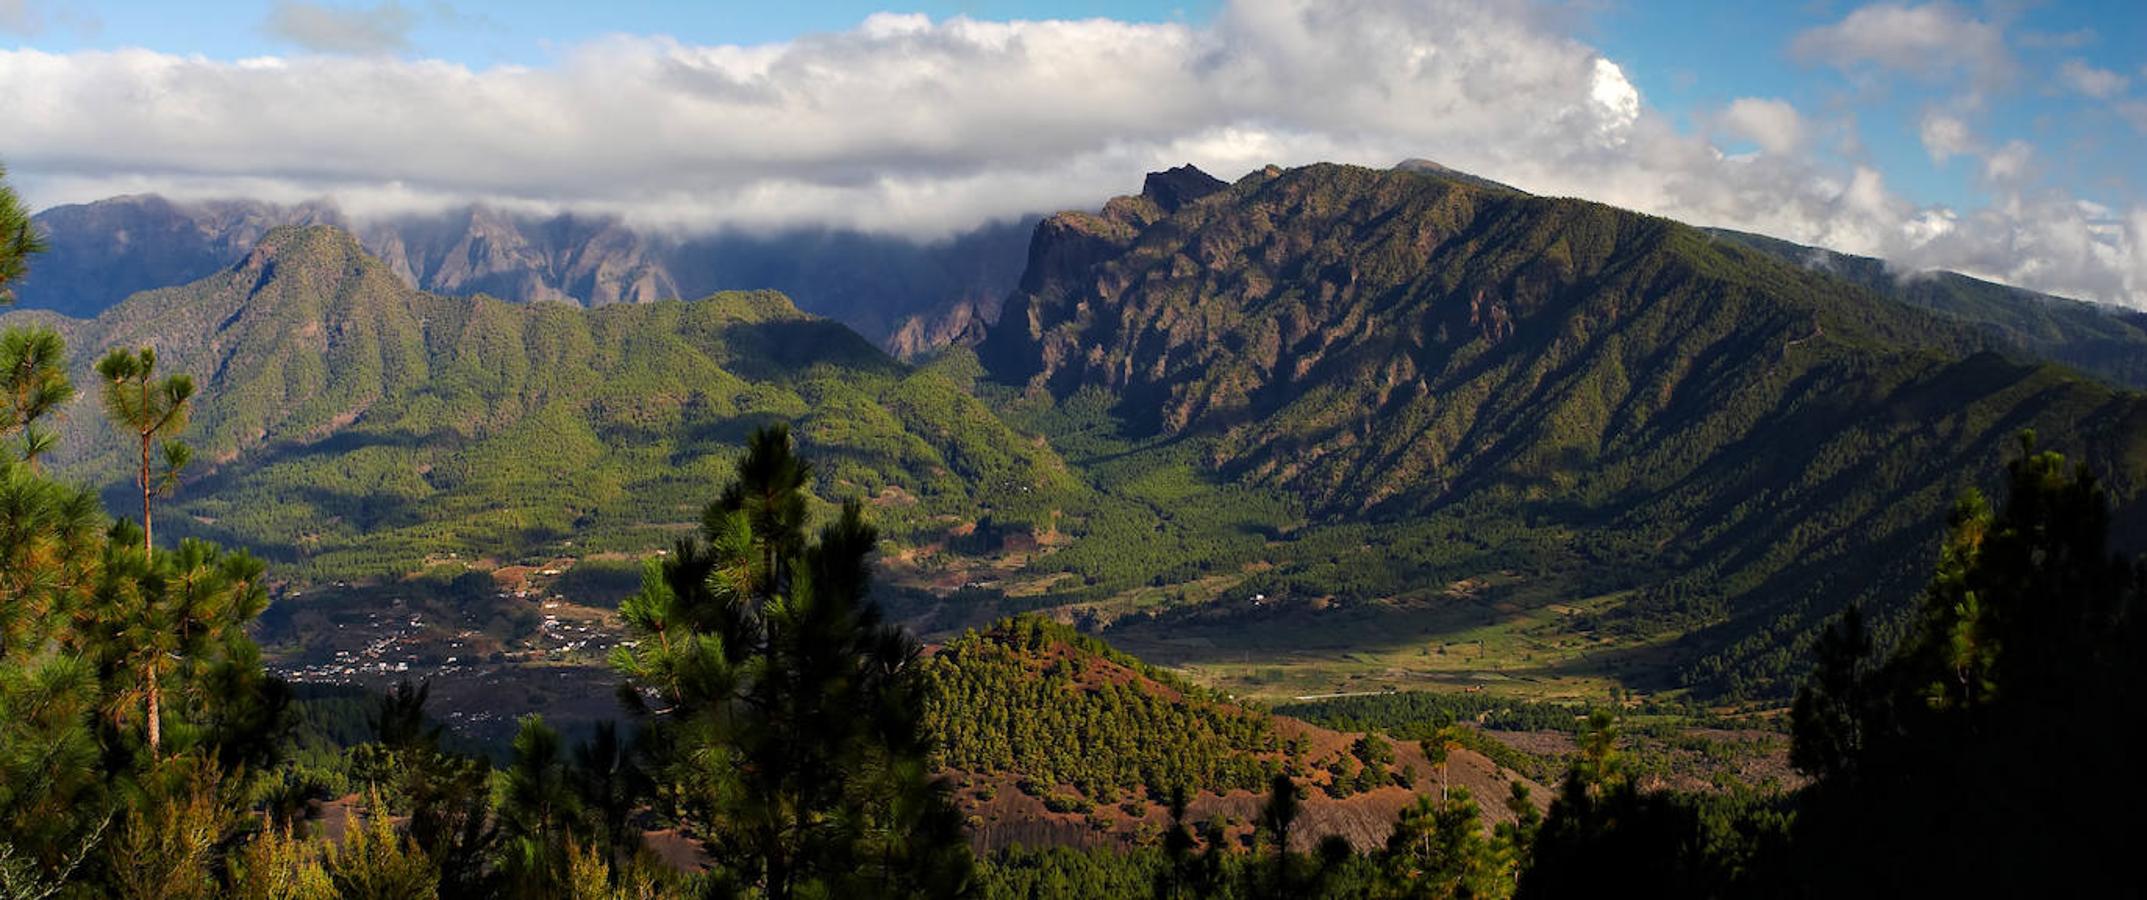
263 559 635 742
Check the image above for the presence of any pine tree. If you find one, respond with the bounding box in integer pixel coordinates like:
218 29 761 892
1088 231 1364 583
1254 772 1302 897
94 347 194 557
567 721 645 870
1384 788 1504 900
2 161 285 896
612 424 972 899
327 793 442 900
0 327 74 469
1419 725 1464 802
1788 605 1869 782
404 746 499 898
80 530 268 758
0 179 111 885
500 716 581 898
1154 787 1198 900
0 447 99 659
0 162 42 305
1786 433 2146 896
106 762 231 900
371 678 442 754
230 822 335 900
0 648 104 879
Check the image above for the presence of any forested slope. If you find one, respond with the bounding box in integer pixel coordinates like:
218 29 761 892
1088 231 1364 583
978 162 2147 695
920 618 1539 852
3 225 1083 578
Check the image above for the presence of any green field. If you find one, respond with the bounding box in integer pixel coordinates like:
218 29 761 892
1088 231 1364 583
1102 576 1694 704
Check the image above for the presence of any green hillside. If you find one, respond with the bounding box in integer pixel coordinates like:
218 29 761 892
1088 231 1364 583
922 617 1281 804
919 617 1544 856
978 162 2147 697
6 225 1083 580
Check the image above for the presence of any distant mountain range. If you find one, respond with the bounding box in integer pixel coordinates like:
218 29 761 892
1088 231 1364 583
24 178 2147 375
9 160 2146 700
5 225 1079 578
16 194 1035 355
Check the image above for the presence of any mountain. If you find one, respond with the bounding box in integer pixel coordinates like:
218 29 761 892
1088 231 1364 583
1704 227 2147 390
668 220 1039 354
13 194 343 318
18 165 2144 701
977 162 2147 697
359 206 679 306
16 194 1036 352
8 224 1081 580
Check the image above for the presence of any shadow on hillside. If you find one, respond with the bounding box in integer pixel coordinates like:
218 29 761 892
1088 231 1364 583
719 319 901 381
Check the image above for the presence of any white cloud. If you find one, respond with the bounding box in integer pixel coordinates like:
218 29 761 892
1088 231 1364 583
1590 59 1642 145
1790 3 2011 88
263 1 417 55
2058 59 2129 99
0 0 2141 308
1719 98 1804 155
1919 112 1976 163
1983 140 2032 185
1890 189 2145 306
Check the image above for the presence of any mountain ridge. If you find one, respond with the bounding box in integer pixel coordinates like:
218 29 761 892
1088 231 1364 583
25 170 2146 372
6 223 1083 580
1704 226 2147 390
16 194 1036 354
976 161 2147 696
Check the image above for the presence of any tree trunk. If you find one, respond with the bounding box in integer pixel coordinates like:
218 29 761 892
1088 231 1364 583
146 655 161 756
139 432 152 557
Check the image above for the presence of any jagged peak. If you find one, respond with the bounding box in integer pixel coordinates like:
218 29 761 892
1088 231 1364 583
1140 164 1229 214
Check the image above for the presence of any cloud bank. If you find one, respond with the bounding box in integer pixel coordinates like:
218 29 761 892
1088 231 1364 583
0 0 2141 307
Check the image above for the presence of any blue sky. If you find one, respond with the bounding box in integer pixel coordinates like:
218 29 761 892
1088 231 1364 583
1586 0 2145 212
2 1 2144 306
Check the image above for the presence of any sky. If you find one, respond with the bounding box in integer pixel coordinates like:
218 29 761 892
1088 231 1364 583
1 0 2143 308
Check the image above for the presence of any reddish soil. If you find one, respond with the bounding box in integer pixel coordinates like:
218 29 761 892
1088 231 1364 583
957 714 1547 855
1483 727 1803 794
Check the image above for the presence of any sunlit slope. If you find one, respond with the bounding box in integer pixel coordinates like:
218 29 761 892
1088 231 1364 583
8 225 1083 579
